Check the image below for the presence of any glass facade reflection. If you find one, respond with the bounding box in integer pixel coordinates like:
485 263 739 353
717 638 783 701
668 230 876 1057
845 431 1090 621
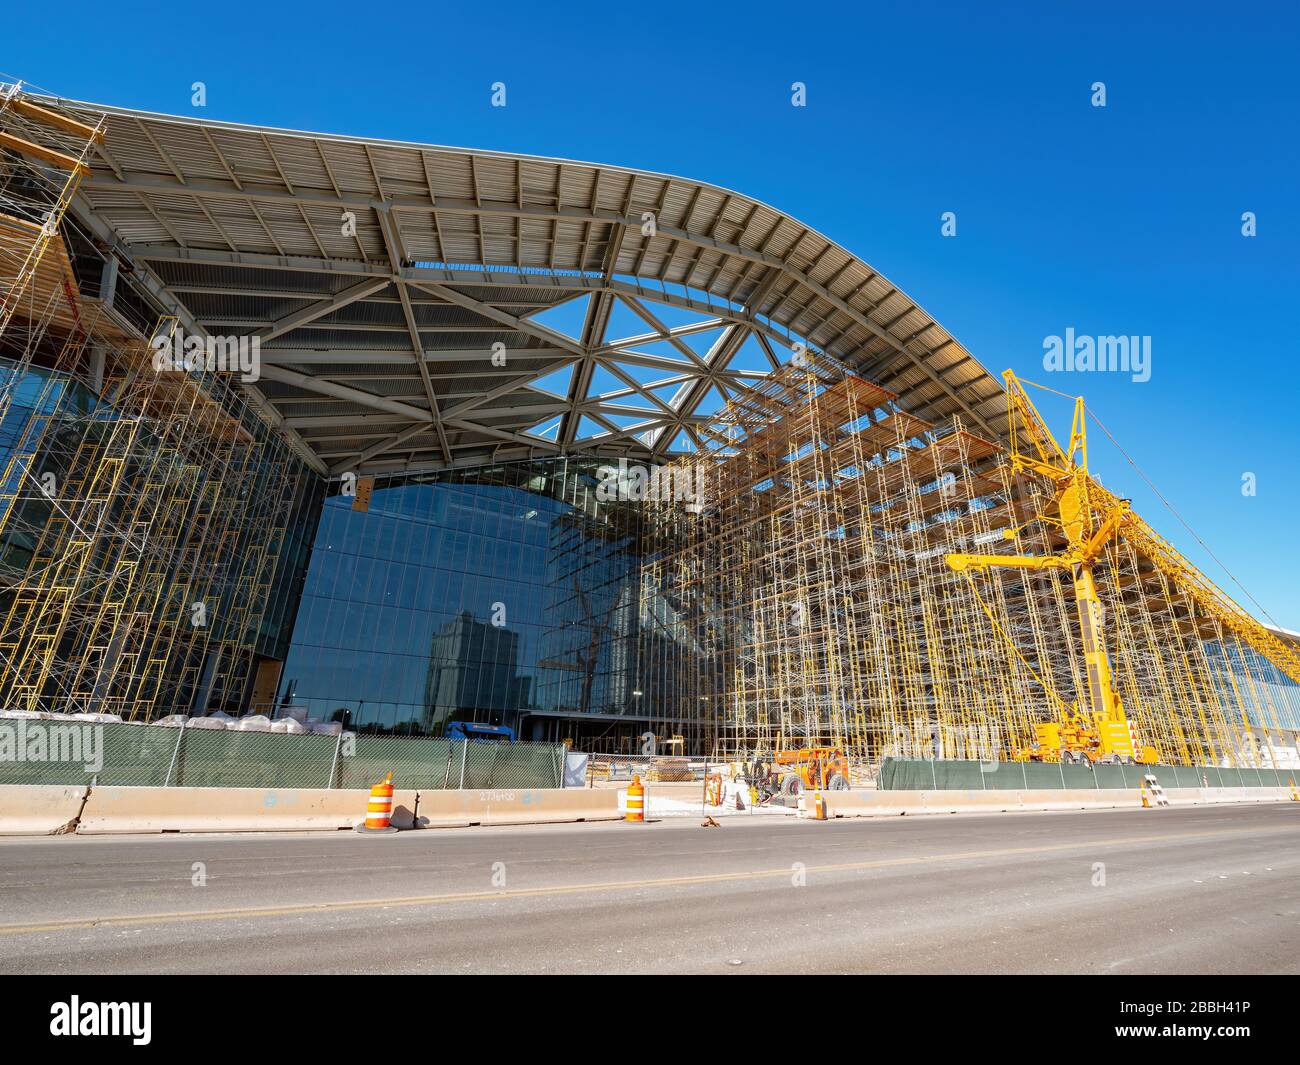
1208 642 1300 731
277 458 694 747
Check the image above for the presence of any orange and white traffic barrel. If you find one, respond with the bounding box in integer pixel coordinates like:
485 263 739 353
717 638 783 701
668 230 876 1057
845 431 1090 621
625 774 645 822
357 772 398 833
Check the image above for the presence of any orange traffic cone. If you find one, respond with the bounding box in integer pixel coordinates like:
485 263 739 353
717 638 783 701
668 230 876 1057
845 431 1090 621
357 772 398 833
625 774 645 823
1140 780 1151 809
1290 778 1298 802
812 791 827 820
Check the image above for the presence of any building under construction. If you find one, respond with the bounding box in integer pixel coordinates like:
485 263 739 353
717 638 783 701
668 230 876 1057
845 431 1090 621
642 356 1300 770
0 83 1296 768
0 90 319 719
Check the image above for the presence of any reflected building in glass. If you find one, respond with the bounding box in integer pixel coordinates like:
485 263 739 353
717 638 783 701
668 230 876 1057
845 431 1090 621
276 458 702 750
423 610 530 734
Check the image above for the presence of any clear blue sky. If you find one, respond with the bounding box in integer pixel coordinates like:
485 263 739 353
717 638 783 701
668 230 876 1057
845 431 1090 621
6 1 1298 627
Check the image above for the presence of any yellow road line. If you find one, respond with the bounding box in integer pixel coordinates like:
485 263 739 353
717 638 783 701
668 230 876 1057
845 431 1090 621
3 822 1295 936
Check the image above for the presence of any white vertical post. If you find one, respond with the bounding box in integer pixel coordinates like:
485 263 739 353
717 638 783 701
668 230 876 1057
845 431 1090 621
163 719 187 787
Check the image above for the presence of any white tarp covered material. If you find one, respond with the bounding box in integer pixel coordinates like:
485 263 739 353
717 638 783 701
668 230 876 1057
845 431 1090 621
187 712 231 730
563 751 590 788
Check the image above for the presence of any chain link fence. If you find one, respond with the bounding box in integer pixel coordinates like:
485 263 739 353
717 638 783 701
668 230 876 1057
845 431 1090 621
0 719 565 790
881 757 1299 791
586 752 705 783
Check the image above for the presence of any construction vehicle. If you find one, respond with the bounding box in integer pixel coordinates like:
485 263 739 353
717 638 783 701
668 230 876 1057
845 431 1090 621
1010 707 1145 765
770 746 851 796
945 370 1159 766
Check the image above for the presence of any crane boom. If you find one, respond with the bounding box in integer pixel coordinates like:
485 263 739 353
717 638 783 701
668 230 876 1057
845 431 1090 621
1088 480 1300 685
947 371 1139 762
948 368 1297 765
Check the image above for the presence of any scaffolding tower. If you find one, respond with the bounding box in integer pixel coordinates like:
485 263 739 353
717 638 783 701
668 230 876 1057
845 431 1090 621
0 85 314 719
645 353 1299 771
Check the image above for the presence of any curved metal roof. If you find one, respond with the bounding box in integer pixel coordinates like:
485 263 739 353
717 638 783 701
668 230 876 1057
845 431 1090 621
36 93 1008 476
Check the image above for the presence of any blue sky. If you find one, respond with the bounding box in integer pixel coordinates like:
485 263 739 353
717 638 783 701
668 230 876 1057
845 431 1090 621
6 0 1298 626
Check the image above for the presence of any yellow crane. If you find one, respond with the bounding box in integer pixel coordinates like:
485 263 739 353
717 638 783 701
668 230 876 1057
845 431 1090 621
948 370 1300 765
945 370 1152 765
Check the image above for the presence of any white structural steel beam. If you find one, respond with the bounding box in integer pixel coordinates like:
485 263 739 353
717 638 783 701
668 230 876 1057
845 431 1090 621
377 207 453 463
84 169 985 414
54 97 1010 479
68 192 329 475
258 364 434 422
254 278 390 343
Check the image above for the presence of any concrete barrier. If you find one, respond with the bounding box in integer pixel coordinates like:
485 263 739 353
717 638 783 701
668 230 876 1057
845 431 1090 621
1013 788 1133 812
633 781 704 816
413 787 619 829
76 785 418 834
0 784 88 835
823 788 1100 819
1168 786 1293 806
7 779 1289 836
1165 788 1207 806
920 790 1020 814
823 790 931 817
824 785 1297 820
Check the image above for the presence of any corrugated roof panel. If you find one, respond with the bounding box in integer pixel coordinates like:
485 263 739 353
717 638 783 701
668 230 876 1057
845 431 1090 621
35 93 1008 472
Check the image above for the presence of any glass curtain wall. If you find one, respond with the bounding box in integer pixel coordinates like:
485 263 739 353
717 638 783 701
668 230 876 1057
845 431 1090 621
278 457 695 746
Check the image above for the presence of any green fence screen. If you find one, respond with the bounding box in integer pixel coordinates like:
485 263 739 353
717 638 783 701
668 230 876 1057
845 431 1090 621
879 757 1297 791
0 719 565 790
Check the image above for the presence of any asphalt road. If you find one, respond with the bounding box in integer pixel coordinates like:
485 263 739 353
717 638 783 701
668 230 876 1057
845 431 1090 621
1 803 1297 974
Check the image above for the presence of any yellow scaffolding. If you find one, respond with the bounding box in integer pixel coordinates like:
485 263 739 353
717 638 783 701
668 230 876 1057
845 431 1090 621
0 89 312 719
645 353 1296 771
